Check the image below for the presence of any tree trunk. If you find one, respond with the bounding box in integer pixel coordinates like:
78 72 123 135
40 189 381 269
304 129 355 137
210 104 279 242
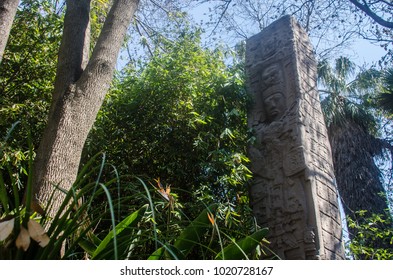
31 0 140 218
328 120 392 254
329 122 388 217
0 0 20 62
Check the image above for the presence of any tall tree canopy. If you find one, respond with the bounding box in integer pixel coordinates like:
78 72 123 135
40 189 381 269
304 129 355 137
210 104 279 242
318 57 393 257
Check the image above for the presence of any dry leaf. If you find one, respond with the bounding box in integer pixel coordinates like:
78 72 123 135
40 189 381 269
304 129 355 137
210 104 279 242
27 219 45 238
15 226 30 251
35 232 50 247
0 218 14 241
27 219 50 247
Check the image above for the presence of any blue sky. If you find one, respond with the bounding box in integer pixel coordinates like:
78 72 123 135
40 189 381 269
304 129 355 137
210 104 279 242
345 38 387 66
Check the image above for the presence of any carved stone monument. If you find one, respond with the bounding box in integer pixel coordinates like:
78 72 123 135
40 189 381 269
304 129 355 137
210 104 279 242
246 15 345 260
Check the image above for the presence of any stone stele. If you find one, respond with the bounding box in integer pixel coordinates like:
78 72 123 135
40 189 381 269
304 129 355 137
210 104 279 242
246 15 345 260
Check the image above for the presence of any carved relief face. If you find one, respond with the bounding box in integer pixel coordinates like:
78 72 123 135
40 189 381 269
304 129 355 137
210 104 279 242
262 64 282 87
263 92 286 122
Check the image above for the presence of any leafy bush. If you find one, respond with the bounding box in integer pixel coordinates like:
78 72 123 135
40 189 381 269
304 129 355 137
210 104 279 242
1 132 267 260
347 210 393 260
84 30 252 207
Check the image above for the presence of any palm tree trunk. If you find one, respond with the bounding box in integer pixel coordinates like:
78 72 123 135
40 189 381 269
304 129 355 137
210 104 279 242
328 120 392 254
329 122 388 216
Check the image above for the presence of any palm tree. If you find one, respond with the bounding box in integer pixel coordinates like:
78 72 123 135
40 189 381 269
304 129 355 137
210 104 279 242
378 68 393 115
318 57 392 255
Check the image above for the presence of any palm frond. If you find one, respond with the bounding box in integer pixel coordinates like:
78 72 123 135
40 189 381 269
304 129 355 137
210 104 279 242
317 59 334 88
335 56 355 80
378 68 393 114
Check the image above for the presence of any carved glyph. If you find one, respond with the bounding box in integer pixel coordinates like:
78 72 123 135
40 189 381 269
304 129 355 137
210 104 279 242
246 15 345 260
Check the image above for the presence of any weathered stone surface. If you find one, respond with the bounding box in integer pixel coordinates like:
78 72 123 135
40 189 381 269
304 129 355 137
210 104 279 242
246 15 345 260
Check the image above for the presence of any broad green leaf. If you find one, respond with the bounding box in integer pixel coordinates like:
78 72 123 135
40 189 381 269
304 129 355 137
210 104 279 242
148 246 165 260
173 203 218 257
215 228 269 260
78 230 103 256
149 244 185 260
78 238 97 256
92 204 148 259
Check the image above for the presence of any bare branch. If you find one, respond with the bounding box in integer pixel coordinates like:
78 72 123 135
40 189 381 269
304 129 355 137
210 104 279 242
348 0 393 29
134 17 154 56
209 0 233 37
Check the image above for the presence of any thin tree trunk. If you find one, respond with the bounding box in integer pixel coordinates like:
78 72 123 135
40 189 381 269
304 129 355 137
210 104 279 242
0 0 20 62
31 0 140 218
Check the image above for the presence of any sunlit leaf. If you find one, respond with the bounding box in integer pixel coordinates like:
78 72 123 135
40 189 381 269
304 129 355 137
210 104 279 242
148 246 165 260
0 218 14 241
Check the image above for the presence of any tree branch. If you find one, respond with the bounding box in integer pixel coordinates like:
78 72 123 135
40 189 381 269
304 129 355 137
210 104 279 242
209 0 233 37
0 0 20 62
348 0 393 29
80 0 139 88
53 0 91 98
31 0 141 216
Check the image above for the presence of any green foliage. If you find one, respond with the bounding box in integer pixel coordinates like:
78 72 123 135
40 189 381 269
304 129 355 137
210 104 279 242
0 0 62 146
171 203 219 258
0 1 63 205
85 29 252 206
318 57 381 135
1 146 266 260
0 124 264 260
378 68 393 116
148 203 268 260
347 210 393 260
89 204 148 259
1 30 261 258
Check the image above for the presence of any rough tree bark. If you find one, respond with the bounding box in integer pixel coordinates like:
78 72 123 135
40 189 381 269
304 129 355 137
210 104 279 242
31 0 140 218
0 0 20 62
